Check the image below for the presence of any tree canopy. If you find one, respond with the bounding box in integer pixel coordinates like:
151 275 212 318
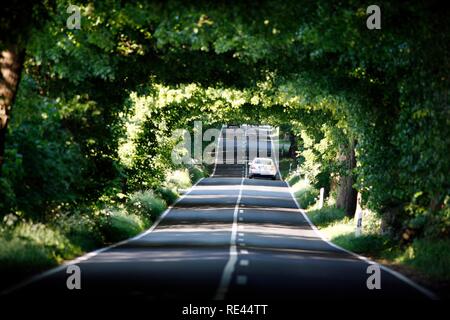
1 0 449 239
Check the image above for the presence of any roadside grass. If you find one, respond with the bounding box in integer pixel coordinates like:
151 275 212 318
156 187 178 205
126 190 167 221
308 206 450 283
100 209 148 243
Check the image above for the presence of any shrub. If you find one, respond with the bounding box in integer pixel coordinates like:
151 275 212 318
400 238 450 280
295 186 319 209
10 222 76 261
166 169 191 190
156 187 179 205
0 237 57 275
55 211 103 252
0 221 75 286
99 209 147 243
332 233 393 257
127 190 166 220
308 206 346 227
188 166 205 184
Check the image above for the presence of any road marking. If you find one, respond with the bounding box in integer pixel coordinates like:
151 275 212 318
239 259 249 266
214 177 245 300
236 275 247 285
238 217 243 221
239 243 246 247
3 177 206 295
238 233 244 237
240 249 248 254
239 209 244 213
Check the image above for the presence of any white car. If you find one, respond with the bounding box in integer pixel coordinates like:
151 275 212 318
248 157 277 180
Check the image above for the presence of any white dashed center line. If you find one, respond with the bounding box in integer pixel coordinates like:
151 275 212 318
236 275 247 285
239 259 249 266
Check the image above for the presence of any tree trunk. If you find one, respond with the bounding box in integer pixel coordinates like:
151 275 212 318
0 45 24 175
288 131 297 160
336 139 358 217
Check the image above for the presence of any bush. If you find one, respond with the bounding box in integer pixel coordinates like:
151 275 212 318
127 190 167 220
10 222 76 260
99 209 147 243
308 206 346 227
55 211 103 252
0 237 57 275
166 169 191 190
295 186 319 209
0 221 75 284
188 166 205 184
401 238 450 280
156 187 179 205
332 233 394 257
287 173 301 186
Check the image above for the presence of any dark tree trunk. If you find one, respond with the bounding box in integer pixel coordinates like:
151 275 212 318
336 139 358 217
288 131 297 160
0 46 24 175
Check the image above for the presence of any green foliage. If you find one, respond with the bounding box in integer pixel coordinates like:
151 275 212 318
310 206 450 280
156 187 179 206
0 0 448 284
188 166 205 184
400 239 450 281
308 207 346 228
99 209 147 244
291 178 319 209
126 190 167 221
0 237 57 275
165 169 192 191
333 233 394 257
0 221 76 276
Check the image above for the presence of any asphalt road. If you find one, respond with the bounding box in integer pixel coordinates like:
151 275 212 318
4 126 435 300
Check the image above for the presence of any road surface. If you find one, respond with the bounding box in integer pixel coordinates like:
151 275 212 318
4 126 435 300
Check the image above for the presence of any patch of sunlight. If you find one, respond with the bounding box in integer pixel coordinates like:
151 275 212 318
320 219 354 240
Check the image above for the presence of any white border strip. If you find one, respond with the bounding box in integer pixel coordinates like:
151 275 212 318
214 177 245 300
2 177 205 295
269 131 437 300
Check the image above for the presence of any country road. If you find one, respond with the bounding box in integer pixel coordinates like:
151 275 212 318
4 126 435 300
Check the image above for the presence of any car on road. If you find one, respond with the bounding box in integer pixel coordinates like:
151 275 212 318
248 157 277 180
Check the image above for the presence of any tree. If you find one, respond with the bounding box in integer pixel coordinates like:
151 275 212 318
0 0 51 174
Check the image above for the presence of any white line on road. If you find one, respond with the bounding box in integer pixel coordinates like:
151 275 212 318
239 209 244 213
240 249 249 254
214 177 245 300
236 275 247 285
238 233 244 237
239 259 249 266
